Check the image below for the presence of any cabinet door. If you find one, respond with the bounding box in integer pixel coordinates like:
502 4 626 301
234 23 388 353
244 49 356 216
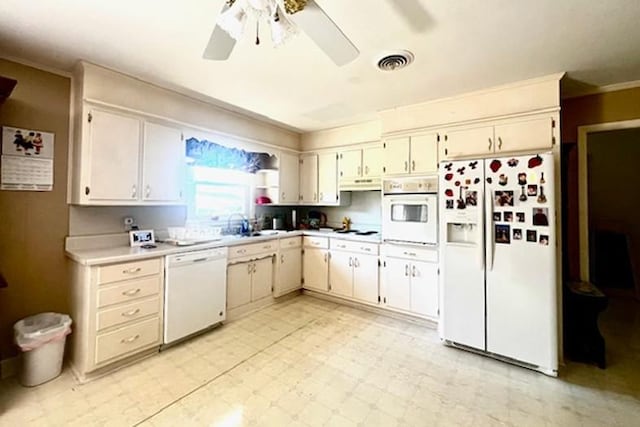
494 117 553 153
443 125 494 159
299 154 319 204
338 149 362 180
318 152 338 204
88 109 140 201
383 137 410 175
279 152 299 204
353 254 379 304
142 122 184 202
329 251 354 298
362 146 382 178
383 258 411 311
410 133 439 174
227 262 252 309
303 248 329 292
251 257 274 301
275 248 302 297
410 261 439 318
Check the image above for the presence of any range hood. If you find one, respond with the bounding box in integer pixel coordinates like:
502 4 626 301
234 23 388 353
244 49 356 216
0 76 17 103
339 176 381 191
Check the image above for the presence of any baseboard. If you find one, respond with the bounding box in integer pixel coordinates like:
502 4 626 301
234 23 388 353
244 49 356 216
1 355 20 379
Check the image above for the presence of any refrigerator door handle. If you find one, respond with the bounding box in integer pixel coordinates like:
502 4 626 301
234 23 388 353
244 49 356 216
479 189 485 270
486 185 495 271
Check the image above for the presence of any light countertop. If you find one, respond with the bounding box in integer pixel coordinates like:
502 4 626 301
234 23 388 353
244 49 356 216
66 230 382 266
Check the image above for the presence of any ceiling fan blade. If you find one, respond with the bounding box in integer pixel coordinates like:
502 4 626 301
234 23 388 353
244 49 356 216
290 0 359 66
203 4 236 60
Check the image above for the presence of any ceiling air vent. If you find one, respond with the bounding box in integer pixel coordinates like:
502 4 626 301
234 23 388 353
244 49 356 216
376 50 414 71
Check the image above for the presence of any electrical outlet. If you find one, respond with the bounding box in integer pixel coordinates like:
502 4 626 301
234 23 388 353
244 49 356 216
123 217 135 231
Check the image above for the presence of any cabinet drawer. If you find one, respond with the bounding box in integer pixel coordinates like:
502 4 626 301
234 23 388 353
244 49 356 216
330 239 379 255
303 236 329 249
97 276 161 308
383 244 438 262
228 240 278 259
279 237 302 249
97 258 161 285
96 297 161 331
95 317 160 365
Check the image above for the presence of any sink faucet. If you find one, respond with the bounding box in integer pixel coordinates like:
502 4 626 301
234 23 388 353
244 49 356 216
227 213 248 235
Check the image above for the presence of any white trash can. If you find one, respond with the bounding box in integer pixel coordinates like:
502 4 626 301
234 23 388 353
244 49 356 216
14 313 72 387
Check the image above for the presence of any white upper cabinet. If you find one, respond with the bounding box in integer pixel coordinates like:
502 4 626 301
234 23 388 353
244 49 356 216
73 106 186 205
493 117 554 153
299 154 318 204
278 152 299 204
318 152 338 204
338 144 382 190
338 149 362 181
86 109 141 202
142 122 184 203
383 133 438 176
442 116 555 159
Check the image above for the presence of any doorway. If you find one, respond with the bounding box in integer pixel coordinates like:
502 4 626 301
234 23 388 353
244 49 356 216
578 121 640 299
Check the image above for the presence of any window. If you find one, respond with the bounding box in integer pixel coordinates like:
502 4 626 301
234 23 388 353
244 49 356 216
187 166 251 220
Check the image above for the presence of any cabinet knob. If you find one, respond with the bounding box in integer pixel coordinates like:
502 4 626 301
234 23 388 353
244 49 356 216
281 254 284 264
145 185 151 198
121 334 140 344
404 161 408 171
348 257 353 267
405 264 409 276
320 192 323 200
412 265 416 277
281 192 285 200
412 160 416 171
498 137 503 150
488 138 493 150
324 253 328 262
357 166 362 176
121 308 141 317
365 166 369 175
122 288 141 296
131 185 137 198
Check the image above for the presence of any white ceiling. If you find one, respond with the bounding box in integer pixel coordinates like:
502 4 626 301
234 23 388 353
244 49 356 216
1 0 640 132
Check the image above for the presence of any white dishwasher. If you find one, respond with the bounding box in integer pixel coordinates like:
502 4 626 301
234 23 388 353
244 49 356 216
164 247 228 345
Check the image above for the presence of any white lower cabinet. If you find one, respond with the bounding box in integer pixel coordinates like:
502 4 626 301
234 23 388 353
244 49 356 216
227 257 274 310
383 257 439 318
69 257 164 381
302 237 329 292
326 240 380 304
275 237 302 297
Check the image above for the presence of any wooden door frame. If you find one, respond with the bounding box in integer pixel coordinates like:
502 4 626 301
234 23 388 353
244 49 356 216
577 118 640 281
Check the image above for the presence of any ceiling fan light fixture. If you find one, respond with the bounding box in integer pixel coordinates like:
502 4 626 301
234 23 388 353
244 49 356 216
270 6 298 46
217 1 248 41
376 50 415 71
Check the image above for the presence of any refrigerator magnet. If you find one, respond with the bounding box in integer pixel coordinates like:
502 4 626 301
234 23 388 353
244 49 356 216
494 190 514 207
527 184 538 196
540 172 546 184
445 189 454 197
493 212 502 221
445 173 453 181
516 212 525 223
513 228 523 240
465 190 478 206
444 162 453 171
455 180 460 186
498 174 508 186
532 208 549 226
490 159 502 172
457 167 466 175
465 179 471 185
507 158 519 167
528 154 543 168
469 161 478 169
537 186 547 203
486 177 493 184
539 235 549 246
526 230 537 242
474 177 480 184
495 224 511 244
445 200 454 209
518 173 527 185
519 185 528 201
504 211 513 222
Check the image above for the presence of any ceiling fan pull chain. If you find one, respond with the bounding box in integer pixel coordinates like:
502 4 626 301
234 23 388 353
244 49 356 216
256 20 260 45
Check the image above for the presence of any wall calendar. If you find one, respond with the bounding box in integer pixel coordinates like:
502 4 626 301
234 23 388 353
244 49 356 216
1 126 54 191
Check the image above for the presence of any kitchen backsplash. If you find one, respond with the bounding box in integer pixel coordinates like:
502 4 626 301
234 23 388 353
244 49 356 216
69 205 187 236
257 191 382 231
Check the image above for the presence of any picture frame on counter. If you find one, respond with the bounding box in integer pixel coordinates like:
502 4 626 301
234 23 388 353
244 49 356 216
129 229 155 247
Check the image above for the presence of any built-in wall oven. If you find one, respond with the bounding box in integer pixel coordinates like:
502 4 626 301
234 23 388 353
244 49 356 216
382 176 438 245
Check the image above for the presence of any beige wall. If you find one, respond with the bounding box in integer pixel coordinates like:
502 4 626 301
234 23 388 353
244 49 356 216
0 60 71 358
561 87 640 280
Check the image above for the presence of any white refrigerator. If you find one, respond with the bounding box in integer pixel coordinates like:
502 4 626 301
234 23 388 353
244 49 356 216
439 152 558 376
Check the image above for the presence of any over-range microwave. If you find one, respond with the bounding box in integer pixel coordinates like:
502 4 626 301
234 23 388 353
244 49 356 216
382 176 438 246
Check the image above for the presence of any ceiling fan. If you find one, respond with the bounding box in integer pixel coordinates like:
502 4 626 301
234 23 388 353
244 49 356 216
202 0 359 66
